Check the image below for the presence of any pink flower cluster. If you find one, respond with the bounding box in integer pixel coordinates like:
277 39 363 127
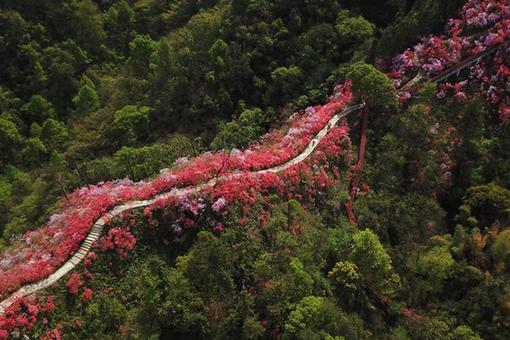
146 123 352 242
0 296 55 339
98 227 137 259
391 0 510 81
390 1 510 121
66 273 84 296
81 288 93 304
392 35 466 77
467 47 510 121
436 81 468 101
462 0 510 29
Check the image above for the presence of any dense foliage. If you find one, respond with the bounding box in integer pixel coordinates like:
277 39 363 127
1 0 510 339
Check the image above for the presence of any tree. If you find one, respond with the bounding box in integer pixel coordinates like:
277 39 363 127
376 0 464 56
3 215 28 240
271 65 303 102
40 42 84 112
298 23 339 73
104 0 134 53
0 115 24 165
450 325 482 340
210 108 265 150
336 13 375 44
83 291 128 336
344 61 397 109
177 231 234 299
328 261 363 305
156 268 208 338
0 179 12 231
416 246 454 293
73 0 106 55
231 0 250 15
21 95 56 123
463 184 510 227
284 296 324 335
150 40 172 93
40 118 69 151
72 75 100 115
283 296 366 340
20 137 47 165
491 230 510 269
350 229 397 293
127 34 156 77
208 39 229 75
111 105 151 146
355 192 445 244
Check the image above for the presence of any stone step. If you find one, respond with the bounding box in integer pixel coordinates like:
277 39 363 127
77 250 88 258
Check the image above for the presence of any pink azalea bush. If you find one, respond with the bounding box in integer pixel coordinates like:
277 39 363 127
0 296 55 339
98 227 137 259
463 0 510 29
65 273 84 296
81 288 93 304
467 47 510 121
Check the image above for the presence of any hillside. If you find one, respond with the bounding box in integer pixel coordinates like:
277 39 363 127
1 0 510 338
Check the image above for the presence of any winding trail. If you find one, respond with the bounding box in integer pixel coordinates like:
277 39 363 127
1 36 508 314
0 103 365 312
400 39 510 93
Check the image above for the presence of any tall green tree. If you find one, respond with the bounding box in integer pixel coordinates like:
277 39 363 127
350 229 397 293
21 95 56 123
73 0 106 56
344 61 397 109
0 115 24 165
111 105 151 147
72 75 100 115
127 34 156 77
40 118 69 151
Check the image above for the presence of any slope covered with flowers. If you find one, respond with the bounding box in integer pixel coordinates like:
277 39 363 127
1 0 510 337
0 101 355 338
0 83 353 299
390 0 510 119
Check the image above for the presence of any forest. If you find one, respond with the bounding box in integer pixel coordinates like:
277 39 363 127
1 0 510 339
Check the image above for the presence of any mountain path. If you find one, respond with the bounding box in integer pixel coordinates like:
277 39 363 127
1 37 508 313
0 102 365 312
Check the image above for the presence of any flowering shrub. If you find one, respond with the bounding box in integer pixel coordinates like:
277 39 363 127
212 197 227 213
0 296 55 339
462 0 510 29
466 48 510 121
98 227 137 259
66 273 84 296
81 288 93 304
436 81 468 101
42 327 62 340
83 252 97 266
